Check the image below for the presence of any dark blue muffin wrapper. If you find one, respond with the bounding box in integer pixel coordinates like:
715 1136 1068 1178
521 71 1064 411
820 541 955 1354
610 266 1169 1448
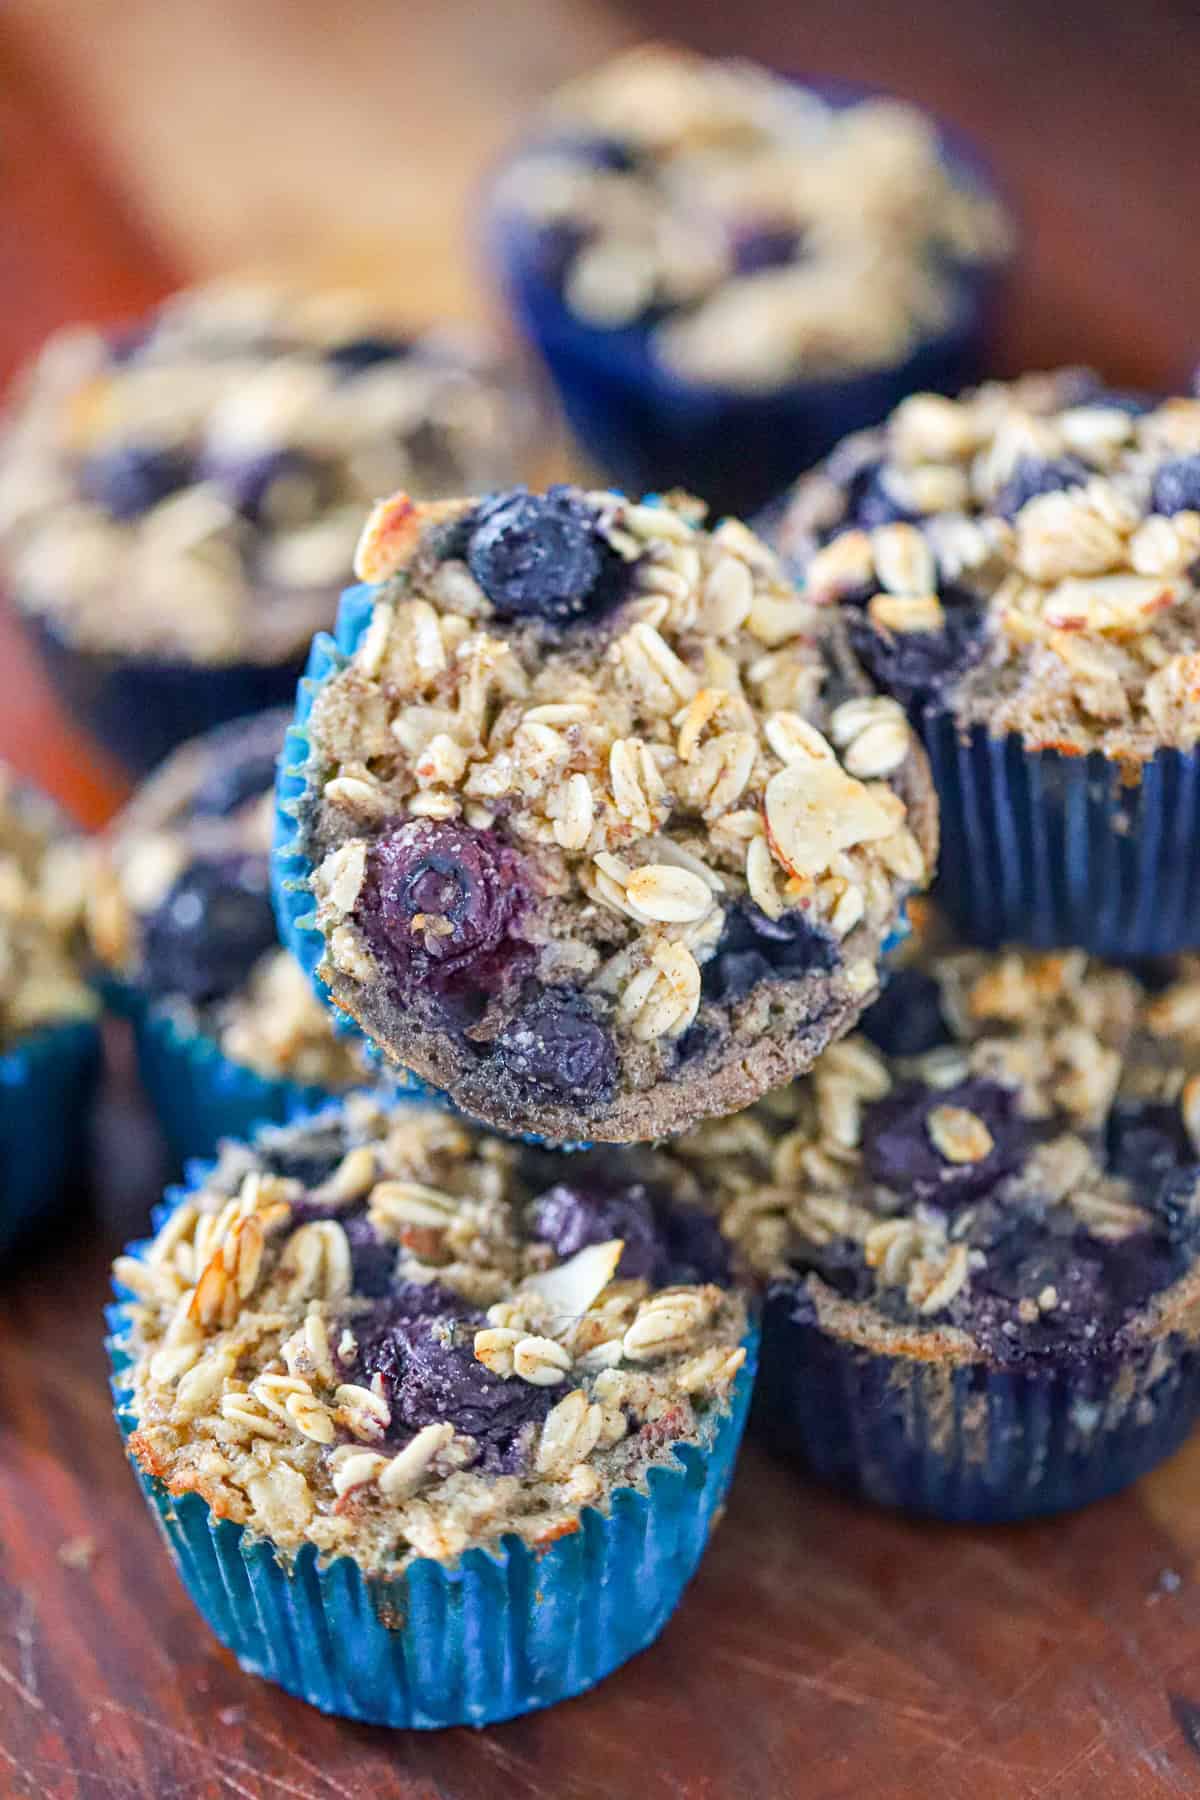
121 985 368 1168
108 1154 758 1727
0 1016 101 1255
21 610 310 778
758 1280 1200 1522
922 711 1200 956
483 84 1008 518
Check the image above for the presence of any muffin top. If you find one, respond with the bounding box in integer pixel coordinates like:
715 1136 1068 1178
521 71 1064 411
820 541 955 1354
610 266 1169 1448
114 1096 748 1571
493 44 1010 392
0 282 539 665
292 484 936 1142
776 372 1200 760
0 769 96 1049
92 711 363 1093
675 939 1200 1366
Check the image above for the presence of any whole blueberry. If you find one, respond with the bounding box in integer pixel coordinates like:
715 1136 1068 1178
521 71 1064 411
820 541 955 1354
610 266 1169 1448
702 901 838 1002
861 968 951 1057
325 334 411 375
80 445 189 520
1151 455 1200 517
845 584 986 711
861 1077 1029 1208
992 455 1090 521
141 855 277 1004
466 486 612 623
357 820 528 1006
1148 1168 1200 1244
732 222 803 276
533 1179 662 1280
839 461 916 532
495 990 617 1106
1107 1100 1193 1185
202 447 327 525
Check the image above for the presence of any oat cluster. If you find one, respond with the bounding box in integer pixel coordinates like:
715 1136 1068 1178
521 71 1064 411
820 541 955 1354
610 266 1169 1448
307 489 929 1071
673 944 1200 1319
0 282 534 664
0 770 96 1048
496 45 1010 391
780 373 1200 758
116 1098 747 1570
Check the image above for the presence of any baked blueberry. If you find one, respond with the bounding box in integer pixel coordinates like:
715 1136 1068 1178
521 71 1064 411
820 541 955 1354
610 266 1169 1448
845 585 986 711
494 991 617 1106
861 966 950 1056
80 445 189 520
141 855 277 1006
1151 454 1200 517
202 447 327 525
702 902 839 1002
325 334 412 374
860 1076 1028 1207
993 454 1091 520
466 486 612 623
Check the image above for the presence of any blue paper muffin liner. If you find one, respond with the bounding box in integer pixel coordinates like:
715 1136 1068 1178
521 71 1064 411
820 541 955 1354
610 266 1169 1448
921 710 1200 956
22 610 311 778
757 1277 1200 1523
483 87 1007 517
122 986 368 1168
0 1016 102 1256
107 1151 758 1727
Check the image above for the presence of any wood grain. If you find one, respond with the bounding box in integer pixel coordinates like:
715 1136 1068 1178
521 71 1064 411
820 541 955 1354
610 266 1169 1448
3 3 1200 1794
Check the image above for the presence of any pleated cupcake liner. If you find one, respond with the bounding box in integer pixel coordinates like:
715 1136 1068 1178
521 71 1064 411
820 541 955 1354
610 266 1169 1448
757 1281 1200 1523
107 1148 758 1727
122 986 379 1169
21 609 311 778
483 87 1007 518
921 711 1200 956
0 1015 102 1257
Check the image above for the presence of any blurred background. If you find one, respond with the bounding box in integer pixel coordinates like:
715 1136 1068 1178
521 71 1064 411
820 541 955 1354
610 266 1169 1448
2 0 1199 826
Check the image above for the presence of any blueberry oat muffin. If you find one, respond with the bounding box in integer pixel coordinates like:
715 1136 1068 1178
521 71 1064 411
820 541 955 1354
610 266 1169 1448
92 712 365 1159
776 375 1200 950
495 45 1009 393
487 45 1010 512
280 485 937 1143
0 282 542 770
677 945 1200 1519
111 1098 752 1724
0 768 101 1251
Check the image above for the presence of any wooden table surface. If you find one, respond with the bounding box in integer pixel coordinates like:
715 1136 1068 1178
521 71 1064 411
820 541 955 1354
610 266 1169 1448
3 4 1200 1795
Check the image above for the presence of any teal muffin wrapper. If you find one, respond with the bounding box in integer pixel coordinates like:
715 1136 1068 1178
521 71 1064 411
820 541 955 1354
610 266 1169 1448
0 1016 101 1256
123 986 366 1168
107 1146 758 1727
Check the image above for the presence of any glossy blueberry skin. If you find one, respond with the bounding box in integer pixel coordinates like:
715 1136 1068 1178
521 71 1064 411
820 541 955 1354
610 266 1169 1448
485 87 1009 516
493 990 617 1106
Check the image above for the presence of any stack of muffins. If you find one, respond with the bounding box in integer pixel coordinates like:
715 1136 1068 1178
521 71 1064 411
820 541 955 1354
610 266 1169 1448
0 41 1196 1737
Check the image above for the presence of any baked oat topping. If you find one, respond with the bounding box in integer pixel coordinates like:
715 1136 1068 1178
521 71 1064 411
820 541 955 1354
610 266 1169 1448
0 282 539 664
114 1097 748 1570
294 485 936 1141
494 45 1010 391
672 938 1200 1362
93 712 363 1091
0 769 96 1047
776 372 1200 758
